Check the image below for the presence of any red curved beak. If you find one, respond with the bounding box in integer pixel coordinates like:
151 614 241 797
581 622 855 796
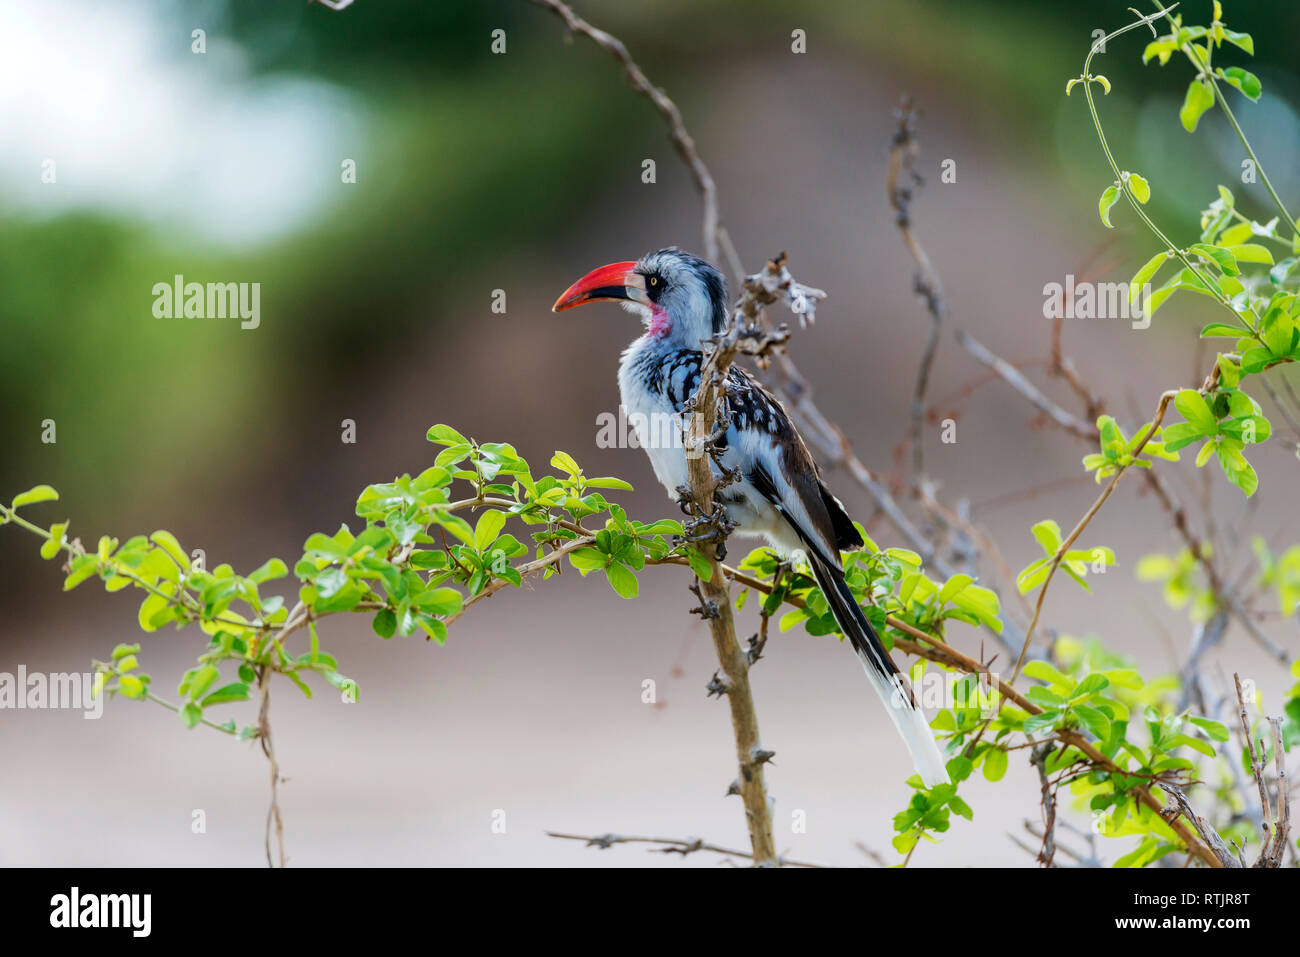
552 261 647 312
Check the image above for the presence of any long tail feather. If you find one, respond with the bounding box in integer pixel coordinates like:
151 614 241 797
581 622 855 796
807 554 950 787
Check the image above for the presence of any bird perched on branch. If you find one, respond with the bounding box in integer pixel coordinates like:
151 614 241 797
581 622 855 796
553 246 949 787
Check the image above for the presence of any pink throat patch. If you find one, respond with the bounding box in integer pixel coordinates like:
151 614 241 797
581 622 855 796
647 306 672 337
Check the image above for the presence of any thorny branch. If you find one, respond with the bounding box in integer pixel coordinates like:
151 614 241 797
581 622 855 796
524 0 743 277
257 665 286 868
888 98 949 481
1234 673 1291 867
1030 742 1058 867
667 253 824 867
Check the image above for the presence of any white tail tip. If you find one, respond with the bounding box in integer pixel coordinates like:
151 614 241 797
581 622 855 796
860 662 951 787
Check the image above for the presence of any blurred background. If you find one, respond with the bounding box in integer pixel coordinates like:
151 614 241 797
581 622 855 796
2 0 1298 867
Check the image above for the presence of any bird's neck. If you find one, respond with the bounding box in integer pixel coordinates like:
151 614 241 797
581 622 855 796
621 332 698 370
618 333 700 410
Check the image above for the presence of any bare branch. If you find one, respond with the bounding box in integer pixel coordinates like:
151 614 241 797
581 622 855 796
524 0 742 276
1161 784 1243 868
1234 672 1292 867
888 98 949 480
954 329 1096 440
257 665 287 868
546 831 824 867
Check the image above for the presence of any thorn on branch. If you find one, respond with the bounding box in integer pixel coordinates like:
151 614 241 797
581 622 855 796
1162 784 1243 868
1030 742 1058 868
688 580 720 620
730 251 825 337
706 671 729 698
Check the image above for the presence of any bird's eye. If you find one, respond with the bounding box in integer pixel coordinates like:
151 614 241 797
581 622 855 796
648 276 659 287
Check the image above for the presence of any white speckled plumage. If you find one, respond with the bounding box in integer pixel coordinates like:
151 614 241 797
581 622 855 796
572 247 949 787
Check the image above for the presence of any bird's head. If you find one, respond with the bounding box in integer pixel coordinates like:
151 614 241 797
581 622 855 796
552 247 728 345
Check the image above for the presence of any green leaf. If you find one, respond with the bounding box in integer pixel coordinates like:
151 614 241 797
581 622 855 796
325 669 360 698
1174 389 1217 434
938 574 973 603
1189 243 1239 276
1222 29 1253 56
137 592 170 632
64 555 99 591
605 562 638 599
1071 673 1111 699
1126 172 1150 204
416 615 448 644
201 682 251 707
473 510 507 550
1129 251 1169 303
12 485 59 508
1073 704 1112 741
188 664 219 701
1016 557 1051 595
413 587 462 617
1180 79 1215 132
550 451 581 476
948 796 974 821
1219 66 1262 101
1024 660 1072 687
686 548 713 582
1099 185 1120 228
1027 686 1067 708
1105 668 1143 690
248 558 288 584
118 675 145 699
314 566 349 599
1199 322 1246 338
40 522 66 560
1189 716 1230 742
567 547 608 572
1172 733 1216 757
582 477 633 491
1024 710 1062 734
150 530 190 571
1218 442 1259 496
1270 258 1299 286
1220 221 1254 246
1143 39 1175 65
982 747 1008 782
179 702 204 729
363 610 393 642
1225 243 1273 265
426 424 469 447
1030 520 1062 555
885 547 922 567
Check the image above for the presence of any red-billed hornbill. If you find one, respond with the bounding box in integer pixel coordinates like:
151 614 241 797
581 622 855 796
553 247 949 787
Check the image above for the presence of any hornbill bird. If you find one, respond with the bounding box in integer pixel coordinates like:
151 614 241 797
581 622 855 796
553 246 950 787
